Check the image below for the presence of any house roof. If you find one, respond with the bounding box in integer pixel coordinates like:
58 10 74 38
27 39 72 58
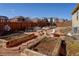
72 4 79 15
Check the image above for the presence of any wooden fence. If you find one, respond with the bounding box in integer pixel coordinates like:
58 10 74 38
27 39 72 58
55 22 72 27
0 21 50 35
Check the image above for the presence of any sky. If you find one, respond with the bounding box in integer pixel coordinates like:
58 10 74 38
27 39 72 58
0 3 77 20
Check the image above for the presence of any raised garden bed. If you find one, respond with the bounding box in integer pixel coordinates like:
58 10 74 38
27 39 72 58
29 37 61 56
6 34 37 48
0 32 25 40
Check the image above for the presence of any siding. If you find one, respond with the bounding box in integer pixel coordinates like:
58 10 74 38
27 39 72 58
72 10 79 27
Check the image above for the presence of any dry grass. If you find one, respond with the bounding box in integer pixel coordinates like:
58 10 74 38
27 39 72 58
65 36 79 56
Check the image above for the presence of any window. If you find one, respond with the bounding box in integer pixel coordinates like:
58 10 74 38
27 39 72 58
77 11 78 20
74 27 77 33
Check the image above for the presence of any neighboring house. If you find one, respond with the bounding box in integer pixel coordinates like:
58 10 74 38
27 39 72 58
0 16 9 22
49 17 62 26
32 18 39 23
72 4 79 33
10 16 25 22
